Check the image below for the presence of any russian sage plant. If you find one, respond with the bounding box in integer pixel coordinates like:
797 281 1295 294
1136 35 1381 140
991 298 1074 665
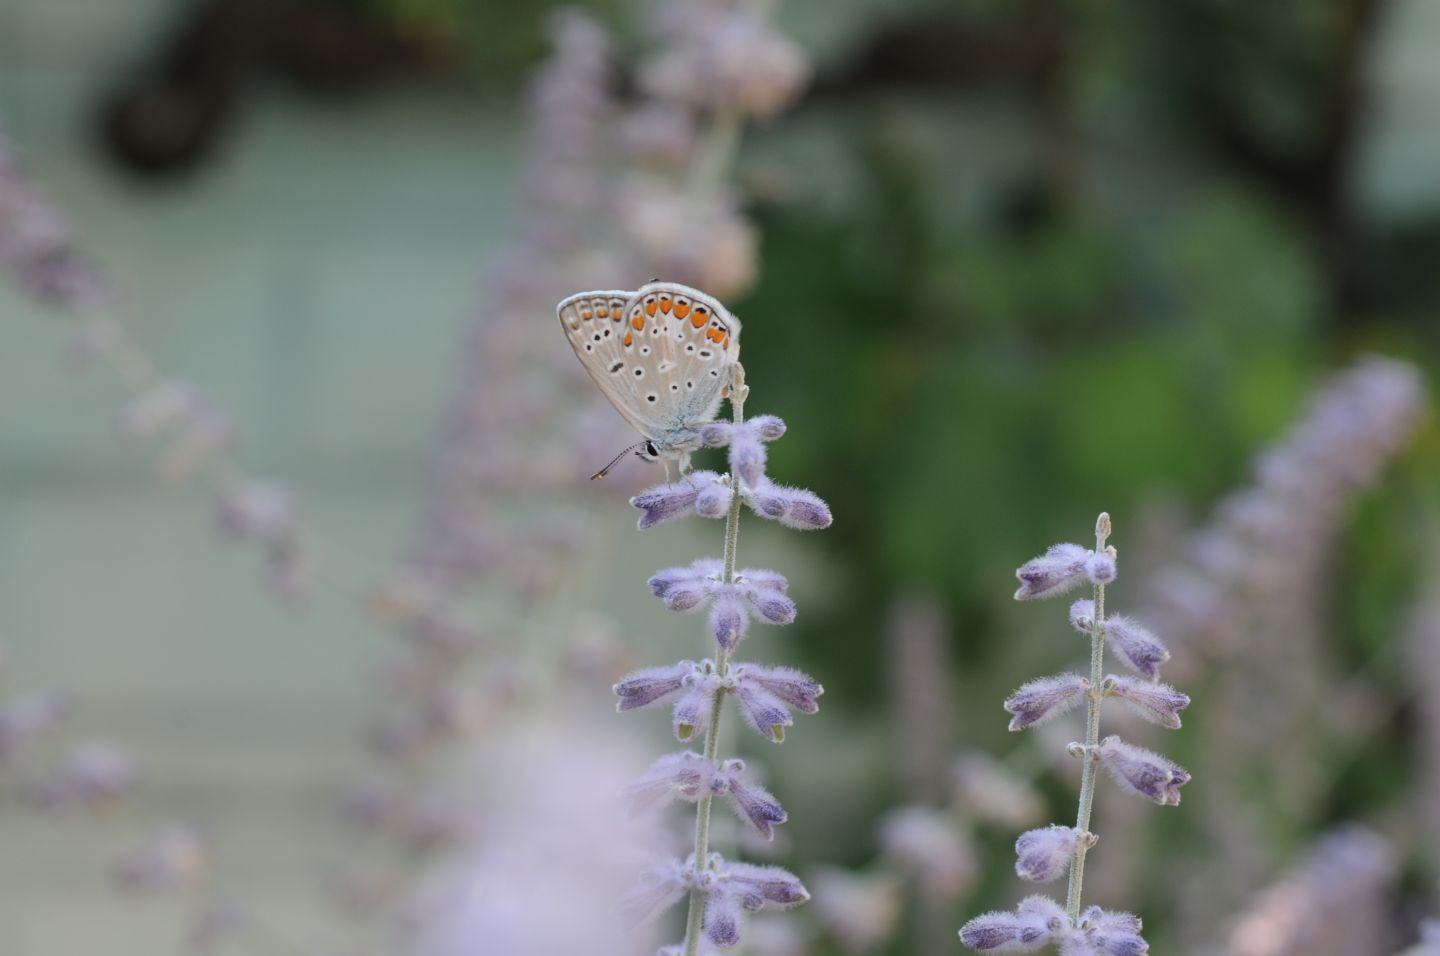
960 513 1189 954
613 369 832 955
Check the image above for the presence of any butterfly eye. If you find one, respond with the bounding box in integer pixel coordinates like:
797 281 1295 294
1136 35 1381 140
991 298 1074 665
639 441 660 461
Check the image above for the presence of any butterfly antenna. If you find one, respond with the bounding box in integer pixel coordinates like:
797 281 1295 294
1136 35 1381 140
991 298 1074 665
590 442 643 481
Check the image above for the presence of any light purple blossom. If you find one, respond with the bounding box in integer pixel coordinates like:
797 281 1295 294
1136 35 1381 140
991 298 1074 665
630 472 832 531
639 854 807 951
1071 906 1148 955
1072 602 1170 679
1084 551 1117 585
1097 736 1189 806
731 663 823 714
614 661 698 711
1016 544 1092 600
214 480 298 546
630 470 725 529
611 659 720 741
1014 825 1079 883
959 895 1066 951
625 753 787 839
647 560 797 651
1004 673 1089 731
701 414 786 487
1103 675 1190 729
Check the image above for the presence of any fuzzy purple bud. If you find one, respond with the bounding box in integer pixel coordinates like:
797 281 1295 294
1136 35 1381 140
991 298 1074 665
625 751 710 813
1102 615 1171 680
1103 676 1189 729
631 473 718 529
1078 907 1147 955
733 664 822 713
705 891 743 947
749 415 786 441
740 573 796 625
746 478 833 530
1015 544 1091 600
672 679 716 742
623 858 689 926
1097 736 1189 806
723 861 810 908
959 895 1063 952
732 679 793 743
1014 826 1079 882
715 759 787 840
730 431 768 487
1085 551 1117 585
708 586 750 650
614 661 695 711
1004 674 1089 731
695 478 734 518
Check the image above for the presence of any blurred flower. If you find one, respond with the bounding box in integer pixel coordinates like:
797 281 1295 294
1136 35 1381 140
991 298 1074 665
959 895 1067 951
878 805 977 900
950 752 1045 829
1096 736 1189 806
33 741 135 810
809 867 903 953
1227 826 1397 956
112 825 208 891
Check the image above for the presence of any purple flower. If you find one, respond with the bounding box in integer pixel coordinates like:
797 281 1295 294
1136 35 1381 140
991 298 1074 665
1004 674 1089 731
731 663 823 713
630 470 726 529
1076 907 1148 955
745 478 833 530
702 415 786 487
624 751 710 812
623 856 692 926
731 678 793 743
611 660 720 741
614 661 698 711
704 890 743 947
646 560 797 651
213 480 298 546
1085 550 1117 585
1103 676 1190 729
1097 736 1189 806
959 895 1066 951
712 758 788 839
1015 544 1092 600
721 860 810 908
1014 825 1079 882
1101 612 1171 680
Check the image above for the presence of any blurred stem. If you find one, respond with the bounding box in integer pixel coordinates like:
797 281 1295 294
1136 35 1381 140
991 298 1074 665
682 368 748 956
685 107 742 202
1066 511 1111 922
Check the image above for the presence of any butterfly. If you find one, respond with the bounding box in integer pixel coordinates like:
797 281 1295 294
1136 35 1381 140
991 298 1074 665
558 280 742 479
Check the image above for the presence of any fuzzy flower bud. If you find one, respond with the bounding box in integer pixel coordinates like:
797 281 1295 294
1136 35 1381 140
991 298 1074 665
1103 676 1190 729
1004 674 1089 731
1076 906 1148 955
1085 550 1117 585
1100 614 1171 680
695 478 735 518
731 663 823 713
614 661 697 711
745 478 833 530
713 758 788 840
630 471 724 529
959 895 1066 951
1015 544 1091 600
624 751 710 813
1097 736 1190 806
646 560 797 651
1014 825 1079 883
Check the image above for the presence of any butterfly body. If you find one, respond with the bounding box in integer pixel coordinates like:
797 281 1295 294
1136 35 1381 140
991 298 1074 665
558 281 742 474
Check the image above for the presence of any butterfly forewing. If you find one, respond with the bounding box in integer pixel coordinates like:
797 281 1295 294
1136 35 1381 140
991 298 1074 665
558 281 741 446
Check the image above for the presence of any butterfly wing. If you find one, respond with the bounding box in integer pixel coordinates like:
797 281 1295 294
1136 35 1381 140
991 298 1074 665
558 282 742 443
628 280 742 436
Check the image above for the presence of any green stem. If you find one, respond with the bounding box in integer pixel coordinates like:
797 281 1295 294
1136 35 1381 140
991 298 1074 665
681 375 747 956
1065 512 1111 922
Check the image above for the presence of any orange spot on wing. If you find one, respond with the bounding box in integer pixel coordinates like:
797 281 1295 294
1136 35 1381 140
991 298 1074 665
658 296 673 313
674 303 690 320
631 315 645 330
706 327 725 343
623 332 633 347
691 313 708 329
645 301 657 317
596 306 609 319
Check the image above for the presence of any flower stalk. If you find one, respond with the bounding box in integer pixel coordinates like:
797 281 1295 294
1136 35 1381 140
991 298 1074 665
960 512 1188 954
